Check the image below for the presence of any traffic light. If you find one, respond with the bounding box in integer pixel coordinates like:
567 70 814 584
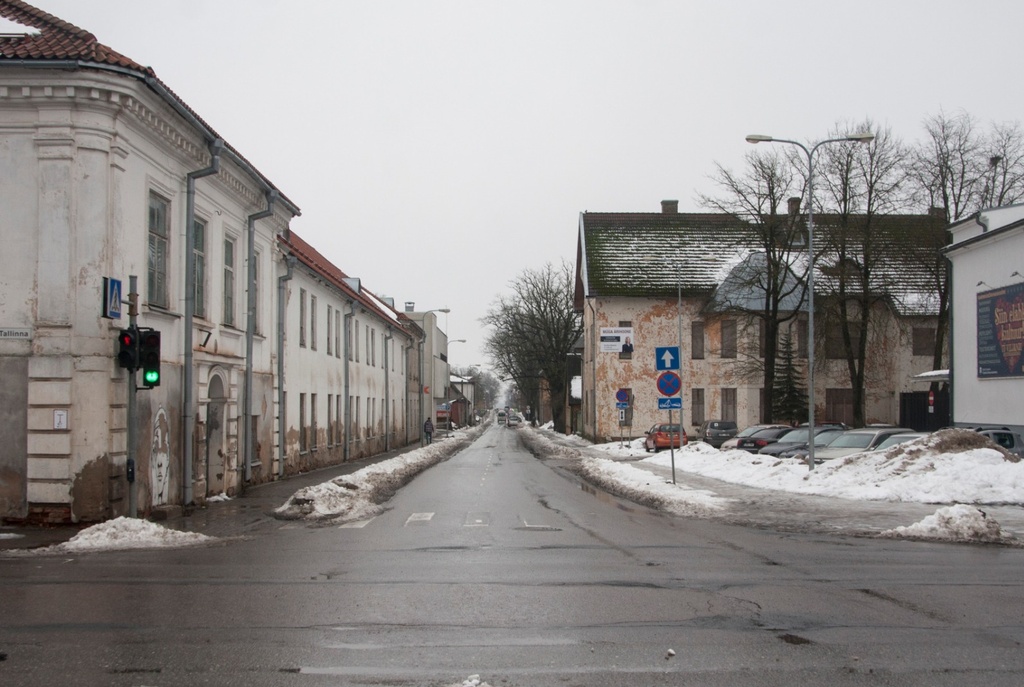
139 329 161 387
117 327 139 370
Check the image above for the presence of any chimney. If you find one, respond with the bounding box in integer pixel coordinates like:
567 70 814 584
787 197 801 217
661 199 679 214
405 302 416 312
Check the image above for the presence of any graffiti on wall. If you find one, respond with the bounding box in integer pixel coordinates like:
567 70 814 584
151 407 171 506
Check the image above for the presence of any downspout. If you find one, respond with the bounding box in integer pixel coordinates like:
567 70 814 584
243 190 278 487
384 326 393 452
276 253 297 477
418 334 426 445
183 139 223 507
403 340 414 446
586 298 598 441
343 302 356 462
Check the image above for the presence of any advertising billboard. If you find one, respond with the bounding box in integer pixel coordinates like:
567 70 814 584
599 326 635 353
977 281 1024 378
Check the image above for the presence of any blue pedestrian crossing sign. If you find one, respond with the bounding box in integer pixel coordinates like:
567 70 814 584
103 278 122 320
655 346 680 370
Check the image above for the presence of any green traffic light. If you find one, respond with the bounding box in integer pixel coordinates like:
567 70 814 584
144 370 160 384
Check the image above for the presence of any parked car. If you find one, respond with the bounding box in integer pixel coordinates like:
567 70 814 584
719 424 790 451
764 427 848 458
507 414 522 427
814 427 914 460
870 432 930 451
644 423 687 452
695 420 738 448
977 428 1024 458
497 410 507 425
735 426 795 454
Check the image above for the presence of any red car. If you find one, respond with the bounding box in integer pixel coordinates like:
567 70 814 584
644 423 687 452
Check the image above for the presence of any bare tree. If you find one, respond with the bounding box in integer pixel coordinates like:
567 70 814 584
815 120 910 426
698 149 805 422
483 261 582 433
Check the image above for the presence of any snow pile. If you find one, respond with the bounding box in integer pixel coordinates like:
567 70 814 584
577 456 730 517
638 429 1024 505
275 426 482 523
519 428 728 515
9 517 216 555
882 505 1014 543
446 675 493 687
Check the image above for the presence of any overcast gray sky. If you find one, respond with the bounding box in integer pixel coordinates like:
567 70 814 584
16 0 1024 367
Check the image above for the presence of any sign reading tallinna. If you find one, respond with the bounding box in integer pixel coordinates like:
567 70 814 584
977 281 1024 378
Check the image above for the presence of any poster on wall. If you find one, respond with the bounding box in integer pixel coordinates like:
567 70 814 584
977 281 1024 378
600 327 635 353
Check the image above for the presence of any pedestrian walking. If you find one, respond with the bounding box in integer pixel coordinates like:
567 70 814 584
423 417 434 445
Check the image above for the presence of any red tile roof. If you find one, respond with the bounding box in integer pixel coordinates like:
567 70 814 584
0 0 152 74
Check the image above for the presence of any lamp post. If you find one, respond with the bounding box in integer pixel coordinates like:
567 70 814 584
446 339 467 432
745 131 874 468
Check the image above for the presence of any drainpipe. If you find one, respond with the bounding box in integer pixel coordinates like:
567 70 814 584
586 298 598 441
418 334 427 445
183 139 223 507
242 190 278 487
343 302 356 462
276 253 297 477
403 340 413 446
384 326 393 452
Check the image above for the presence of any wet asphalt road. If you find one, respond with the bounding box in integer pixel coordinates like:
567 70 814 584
2 423 1023 686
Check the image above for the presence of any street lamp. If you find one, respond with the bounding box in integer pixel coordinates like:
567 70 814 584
746 131 874 468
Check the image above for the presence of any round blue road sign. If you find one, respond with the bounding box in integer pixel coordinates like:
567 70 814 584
615 388 629 403
657 371 681 396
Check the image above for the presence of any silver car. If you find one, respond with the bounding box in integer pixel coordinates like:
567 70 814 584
814 427 914 460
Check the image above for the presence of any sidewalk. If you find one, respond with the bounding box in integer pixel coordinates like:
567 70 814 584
0 441 424 552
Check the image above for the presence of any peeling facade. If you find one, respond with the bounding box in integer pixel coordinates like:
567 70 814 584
575 203 947 443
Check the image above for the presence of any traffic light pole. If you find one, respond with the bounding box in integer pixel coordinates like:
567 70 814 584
126 275 139 518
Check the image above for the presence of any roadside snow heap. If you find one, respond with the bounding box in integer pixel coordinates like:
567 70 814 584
519 426 730 517
882 504 1012 544
6 517 216 555
275 427 481 524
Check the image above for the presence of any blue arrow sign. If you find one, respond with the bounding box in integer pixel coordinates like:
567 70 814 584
658 397 682 410
655 346 679 370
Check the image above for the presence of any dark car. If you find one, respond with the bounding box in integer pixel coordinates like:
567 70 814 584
696 420 738 448
719 424 791 450
735 426 794 453
644 423 688 452
757 426 848 457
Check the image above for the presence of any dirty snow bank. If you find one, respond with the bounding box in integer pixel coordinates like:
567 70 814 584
882 504 1014 544
6 516 216 555
275 426 482 523
520 427 729 516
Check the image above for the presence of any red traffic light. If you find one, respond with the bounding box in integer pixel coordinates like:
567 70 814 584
117 328 139 370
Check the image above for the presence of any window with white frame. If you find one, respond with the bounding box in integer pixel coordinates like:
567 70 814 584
193 218 207 318
326 306 333 356
311 295 318 351
223 237 236 326
147 192 170 308
299 288 307 348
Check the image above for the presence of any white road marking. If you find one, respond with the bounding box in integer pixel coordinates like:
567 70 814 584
405 512 435 526
338 518 375 529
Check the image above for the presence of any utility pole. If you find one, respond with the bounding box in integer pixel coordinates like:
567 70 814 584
126 275 139 518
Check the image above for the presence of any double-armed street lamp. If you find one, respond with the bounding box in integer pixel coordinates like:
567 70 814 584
745 131 874 468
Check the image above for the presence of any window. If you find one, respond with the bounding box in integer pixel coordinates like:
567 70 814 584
913 327 935 356
691 321 705 359
252 253 261 335
826 388 855 426
327 395 333 447
223 238 236 326
310 295 318 351
299 288 307 348
355 321 360 362
193 218 207 318
826 323 862 359
796 318 808 358
326 306 333 356
299 393 307 452
721 320 737 358
692 388 705 426
335 314 341 359
336 395 342 444
721 388 737 422
366 328 372 366
147 192 170 308
310 393 317 449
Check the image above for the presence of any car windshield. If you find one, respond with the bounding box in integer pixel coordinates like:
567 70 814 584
752 427 784 438
814 430 845 446
875 434 922 450
735 426 765 438
658 425 680 433
777 428 810 443
828 432 874 448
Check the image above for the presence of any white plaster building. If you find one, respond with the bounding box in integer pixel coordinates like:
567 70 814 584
0 2 428 522
945 205 1024 433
